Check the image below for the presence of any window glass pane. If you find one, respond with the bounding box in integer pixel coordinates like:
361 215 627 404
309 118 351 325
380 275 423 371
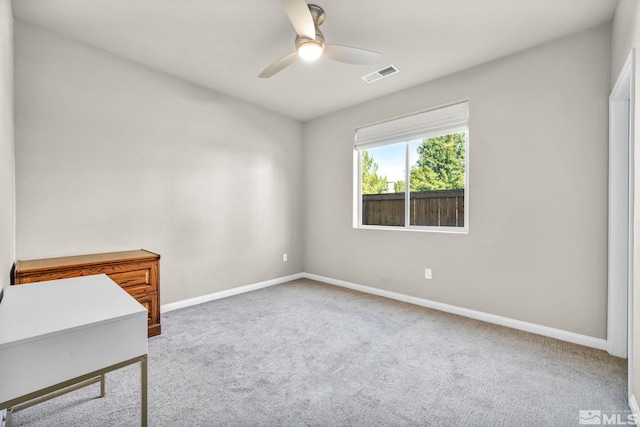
408 132 466 227
361 143 405 226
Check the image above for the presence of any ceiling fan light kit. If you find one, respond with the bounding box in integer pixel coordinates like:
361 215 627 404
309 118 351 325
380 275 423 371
296 36 324 61
259 0 382 78
297 41 323 61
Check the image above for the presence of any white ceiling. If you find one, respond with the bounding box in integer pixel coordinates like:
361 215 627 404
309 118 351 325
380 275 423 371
13 0 618 121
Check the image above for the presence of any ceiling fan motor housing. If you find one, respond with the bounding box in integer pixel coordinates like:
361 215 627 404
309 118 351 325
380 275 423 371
308 4 325 26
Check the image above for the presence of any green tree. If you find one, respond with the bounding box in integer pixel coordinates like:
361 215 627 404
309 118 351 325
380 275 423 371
409 133 465 191
393 180 405 193
361 150 388 194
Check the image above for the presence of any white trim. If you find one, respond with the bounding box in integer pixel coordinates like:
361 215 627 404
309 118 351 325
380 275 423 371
630 394 640 422
404 141 410 227
357 224 468 234
161 273 305 313
304 273 608 351
355 148 362 228
464 125 470 231
609 50 635 359
628 49 636 403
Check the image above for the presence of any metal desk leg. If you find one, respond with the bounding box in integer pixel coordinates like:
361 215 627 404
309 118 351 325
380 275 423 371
4 374 105 426
0 355 146 426
141 355 148 427
100 373 106 398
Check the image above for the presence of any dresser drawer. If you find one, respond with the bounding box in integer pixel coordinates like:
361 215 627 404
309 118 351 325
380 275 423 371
108 268 156 295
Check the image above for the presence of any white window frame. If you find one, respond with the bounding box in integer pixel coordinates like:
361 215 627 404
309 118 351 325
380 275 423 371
354 101 469 234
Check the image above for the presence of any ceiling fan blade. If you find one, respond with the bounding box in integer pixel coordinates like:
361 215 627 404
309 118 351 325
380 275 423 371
259 51 299 78
324 44 382 65
281 0 316 40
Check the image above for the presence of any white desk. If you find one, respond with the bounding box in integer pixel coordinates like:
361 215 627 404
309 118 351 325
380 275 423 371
0 275 148 426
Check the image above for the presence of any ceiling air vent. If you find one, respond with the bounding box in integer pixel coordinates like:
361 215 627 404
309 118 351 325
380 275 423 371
361 65 399 84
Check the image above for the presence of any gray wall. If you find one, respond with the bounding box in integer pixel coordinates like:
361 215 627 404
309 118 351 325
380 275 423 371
611 0 639 86
0 0 14 293
14 21 303 304
303 26 611 339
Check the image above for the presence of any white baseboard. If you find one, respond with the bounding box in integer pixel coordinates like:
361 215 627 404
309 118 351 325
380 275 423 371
161 273 305 313
159 271 607 351
630 394 640 421
303 273 608 351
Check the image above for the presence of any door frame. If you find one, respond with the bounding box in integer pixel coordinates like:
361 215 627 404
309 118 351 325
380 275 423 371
608 49 635 402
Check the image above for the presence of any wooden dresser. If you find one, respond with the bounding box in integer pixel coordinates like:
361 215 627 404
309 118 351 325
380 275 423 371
14 249 161 337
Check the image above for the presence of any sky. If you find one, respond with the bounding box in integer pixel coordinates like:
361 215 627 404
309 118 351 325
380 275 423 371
368 140 422 183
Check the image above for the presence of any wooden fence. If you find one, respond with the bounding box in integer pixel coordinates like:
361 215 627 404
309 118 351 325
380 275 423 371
362 189 464 227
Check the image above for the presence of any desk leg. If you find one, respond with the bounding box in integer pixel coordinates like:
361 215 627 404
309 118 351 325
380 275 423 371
100 373 106 398
0 356 147 426
141 355 148 427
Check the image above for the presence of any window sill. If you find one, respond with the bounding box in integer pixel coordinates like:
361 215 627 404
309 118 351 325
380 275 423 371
355 225 469 234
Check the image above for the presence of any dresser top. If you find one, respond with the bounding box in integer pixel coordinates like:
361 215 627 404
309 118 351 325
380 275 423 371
16 249 160 273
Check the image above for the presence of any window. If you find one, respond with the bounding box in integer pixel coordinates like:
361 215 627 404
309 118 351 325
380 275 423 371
355 101 468 232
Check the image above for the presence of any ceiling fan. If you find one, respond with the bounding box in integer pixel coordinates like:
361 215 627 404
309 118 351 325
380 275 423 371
259 0 382 78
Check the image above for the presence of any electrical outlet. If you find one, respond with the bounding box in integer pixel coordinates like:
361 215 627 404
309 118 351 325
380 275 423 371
424 268 432 279
283 254 288 262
